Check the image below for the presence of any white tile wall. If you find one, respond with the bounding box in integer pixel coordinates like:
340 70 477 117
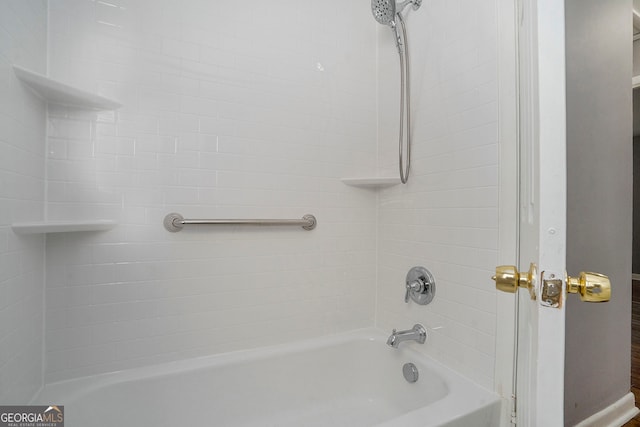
43 0 380 382
0 0 48 404
1 0 502 394
375 0 499 390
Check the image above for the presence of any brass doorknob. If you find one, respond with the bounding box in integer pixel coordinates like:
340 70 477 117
566 272 611 302
492 264 536 299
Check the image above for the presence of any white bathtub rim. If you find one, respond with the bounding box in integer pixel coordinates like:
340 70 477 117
32 327 500 427
33 327 495 397
33 328 384 402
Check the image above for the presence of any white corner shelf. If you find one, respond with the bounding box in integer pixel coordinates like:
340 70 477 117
11 66 121 237
633 75 640 90
11 220 117 235
341 177 402 188
13 65 122 110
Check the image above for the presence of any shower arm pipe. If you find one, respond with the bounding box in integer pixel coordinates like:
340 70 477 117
163 213 317 232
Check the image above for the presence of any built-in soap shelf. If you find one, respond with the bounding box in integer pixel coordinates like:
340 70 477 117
13 65 122 110
11 220 117 235
341 177 401 188
11 66 121 235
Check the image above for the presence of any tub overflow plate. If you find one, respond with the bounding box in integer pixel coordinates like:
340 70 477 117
402 362 419 383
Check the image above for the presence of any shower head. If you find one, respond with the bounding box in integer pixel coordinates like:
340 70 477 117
371 0 422 26
371 0 396 26
372 0 421 184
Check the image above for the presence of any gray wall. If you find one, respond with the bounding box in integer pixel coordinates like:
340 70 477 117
634 42 640 139
564 0 633 425
634 42 640 273
634 137 640 273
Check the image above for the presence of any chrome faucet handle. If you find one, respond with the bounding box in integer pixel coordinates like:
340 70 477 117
405 279 424 303
405 267 436 305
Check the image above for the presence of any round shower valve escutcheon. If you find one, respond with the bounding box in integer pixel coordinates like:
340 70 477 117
405 266 435 305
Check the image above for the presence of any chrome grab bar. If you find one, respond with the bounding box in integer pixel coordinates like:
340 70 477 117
163 213 317 232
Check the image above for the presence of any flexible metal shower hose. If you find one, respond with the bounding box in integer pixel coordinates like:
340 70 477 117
397 13 411 184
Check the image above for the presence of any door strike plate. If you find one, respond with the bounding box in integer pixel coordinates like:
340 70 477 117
540 272 563 308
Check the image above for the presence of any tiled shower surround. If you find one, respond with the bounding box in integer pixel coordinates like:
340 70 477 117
376 0 499 388
43 0 379 383
0 1 48 403
1 0 499 398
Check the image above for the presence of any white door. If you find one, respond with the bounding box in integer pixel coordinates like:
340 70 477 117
497 0 570 424
495 0 611 426
517 0 568 424
495 0 568 424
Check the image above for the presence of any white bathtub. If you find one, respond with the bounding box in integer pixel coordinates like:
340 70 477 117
32 329 501 427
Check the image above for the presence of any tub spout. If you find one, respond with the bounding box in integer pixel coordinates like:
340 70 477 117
386 324 427 348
